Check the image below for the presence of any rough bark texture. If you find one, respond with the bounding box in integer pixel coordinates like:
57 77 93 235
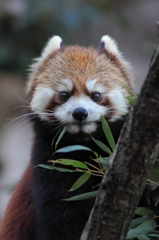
80 26 159 240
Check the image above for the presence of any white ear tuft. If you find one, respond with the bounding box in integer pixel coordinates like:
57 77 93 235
100 35 120 56
41 35 63 58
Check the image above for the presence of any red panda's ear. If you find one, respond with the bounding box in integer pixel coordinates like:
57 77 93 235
41 35 63 58
99 35 121 57
26 36 63 96
99 35 134 90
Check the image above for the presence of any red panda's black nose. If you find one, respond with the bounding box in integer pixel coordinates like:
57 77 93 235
72 107 88 121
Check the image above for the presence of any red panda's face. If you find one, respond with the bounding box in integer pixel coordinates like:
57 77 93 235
28 36 134 134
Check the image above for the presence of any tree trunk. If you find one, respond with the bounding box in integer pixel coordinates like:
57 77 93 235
80 23 159 240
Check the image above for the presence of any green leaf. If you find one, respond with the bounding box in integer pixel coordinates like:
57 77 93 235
52 159 88 169
93 183 101 188
55 126 67 150
91 136 112 154
51 127 62 149
125 87 136 98
36 164 81 172
125 96 136 106
123 85 136 105
151 169 159 175
137 235 151 240
126 220 156 239
147 233 159 237
147 230 159 235
155 159 159 162
100 157 109 170
100 115 115 151
54 145 93 154
89 157 109 171
92 151 99 158
135 208 155 218
130 217 148 229
69 172 91 191
63 190 98 201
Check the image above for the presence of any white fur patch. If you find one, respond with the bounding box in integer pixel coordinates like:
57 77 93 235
101 35 120 57
86 79 104 93
67 122 97 134
41 36 62 58
54 95 108 134
31 86 128 133
82 122 97 134
108 89 129 122
55 79 73 92
31 88 54 119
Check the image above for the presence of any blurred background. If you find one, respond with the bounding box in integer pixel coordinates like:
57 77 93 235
0 0 158 220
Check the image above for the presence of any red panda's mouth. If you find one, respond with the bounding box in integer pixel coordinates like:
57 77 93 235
72 121 91 126
67 121 97 134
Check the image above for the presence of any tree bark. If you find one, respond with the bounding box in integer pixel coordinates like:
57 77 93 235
80 23 159 240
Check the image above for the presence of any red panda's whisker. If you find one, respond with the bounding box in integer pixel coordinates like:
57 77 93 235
6 113 56 130
13 105 28 111
5 117 29 130
39 112 55 116
7 113 35 121
12 88 29 104
4 113 36 128
9 116 37 130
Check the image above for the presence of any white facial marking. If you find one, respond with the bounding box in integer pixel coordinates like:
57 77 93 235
86 79 105 93
31 88 54 119
31 85 129 133
54 95 108 134
41 36 62 58
55 79 73 92
108 89 129 122
83 122 97 134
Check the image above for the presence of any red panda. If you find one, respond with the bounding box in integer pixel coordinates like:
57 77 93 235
0 35 134 240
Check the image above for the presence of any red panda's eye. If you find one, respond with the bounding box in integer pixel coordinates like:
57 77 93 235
91 92 101 101
60 92 69 101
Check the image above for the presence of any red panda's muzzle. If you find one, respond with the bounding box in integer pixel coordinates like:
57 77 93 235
72 107 88 121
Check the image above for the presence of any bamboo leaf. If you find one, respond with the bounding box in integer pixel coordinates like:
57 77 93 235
92 183 101 188
130 217 148 229
147 233 159 237
126 220 156 239
36 164 81 172
126 88 136 98
63 190 98 201
135 208 155 218
55 126 67 150
147 230 159 235
125 96 136 106
100 115 115 151
55 145 93 154
69 172 91 191
91 136 112 154
51 127 62 149
100 157 109 170
49 159 89 170
151 169 159 175
137 235 151 240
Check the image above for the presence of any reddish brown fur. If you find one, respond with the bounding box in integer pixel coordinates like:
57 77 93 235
100 97 116 119
0 42 134 240
27 46 133 99
46 95 61 114
98 48 133 91
0 163 35 240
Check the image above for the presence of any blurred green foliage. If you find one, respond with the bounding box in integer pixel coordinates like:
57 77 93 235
0 0 129 74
